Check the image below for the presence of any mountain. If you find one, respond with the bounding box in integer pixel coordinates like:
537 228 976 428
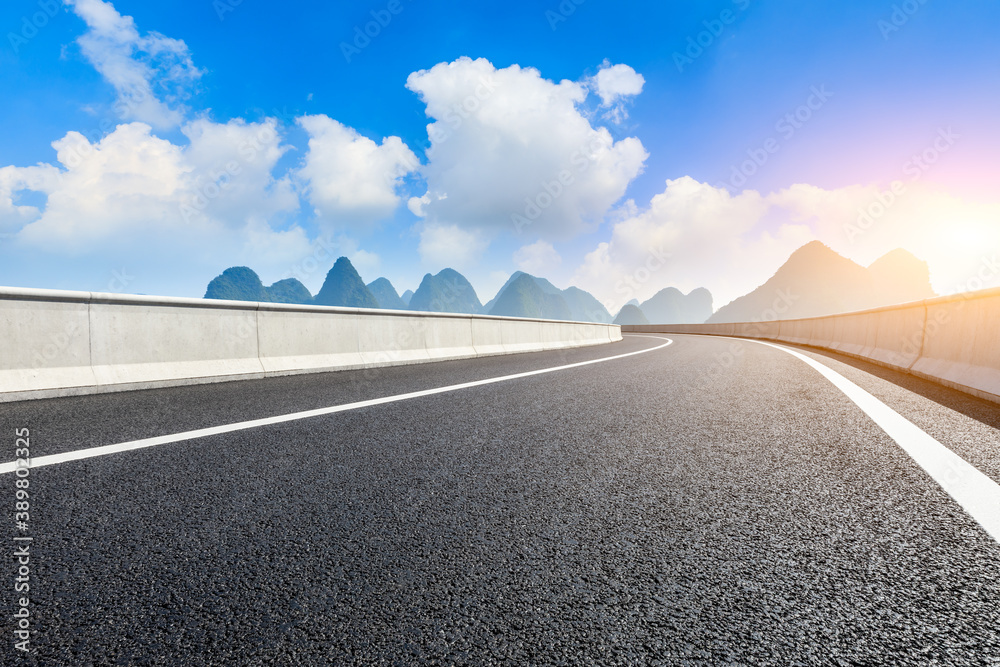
485 271 612 323
367 277 407 310
867 248 935 305
205 267 315 304
205 266 271 302
709 241 936 323
314 257 379 308
613 304 649 325
266 278 313 305
489 273 572 320
562 286 613 323
639 287 713 324
400 289 414 306
408 268 483 314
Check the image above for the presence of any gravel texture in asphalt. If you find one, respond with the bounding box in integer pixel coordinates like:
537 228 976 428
2 334 999 665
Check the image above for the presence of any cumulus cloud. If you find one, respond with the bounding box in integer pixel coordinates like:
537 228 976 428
513 240 561 275
0 165 62 231
590 60 645 123
180 117 297 228
69 0 202 130
0 117 312 294
11 119 299 251
572 177 813 312
769 182 1000 294
295 114 419 229
573 176 1000 314
1 1 402 297
405 57 647 240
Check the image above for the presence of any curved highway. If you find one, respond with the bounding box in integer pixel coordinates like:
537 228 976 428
3 334 1000 665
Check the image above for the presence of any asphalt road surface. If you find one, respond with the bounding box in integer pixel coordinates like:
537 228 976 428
2 334 1000 665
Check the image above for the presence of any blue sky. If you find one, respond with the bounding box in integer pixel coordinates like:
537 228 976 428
1 0 998 310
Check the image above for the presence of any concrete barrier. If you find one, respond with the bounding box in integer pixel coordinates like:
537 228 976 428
0 287 621 402
0 288 95 395
499 317 543 354
912 290 1000 402
470 317 506 356
257 304 364 374
868 303 926 371
88 293 265 388
621 286 1000 405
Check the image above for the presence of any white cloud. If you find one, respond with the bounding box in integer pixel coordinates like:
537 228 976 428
0 165 61 231
348 248 382 281
513 240 561 275
590 60 645 123
295 114 418 229
180 117 297 228
69 0 202 130
17 122 191 249
0 1 409 297
572 177 812 312
418 224 490 270
573 176 1000 314
405 57 648 240
5 119 310 284
767 181 1000 295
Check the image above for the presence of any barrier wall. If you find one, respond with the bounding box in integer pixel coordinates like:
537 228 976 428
0 287 622 403
622 286 1000 405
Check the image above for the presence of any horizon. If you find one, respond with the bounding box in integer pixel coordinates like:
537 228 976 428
1 0 998 311
203 239 938 318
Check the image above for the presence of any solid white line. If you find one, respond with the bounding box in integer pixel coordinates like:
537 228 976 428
0 337 673 475
721 336 1000 543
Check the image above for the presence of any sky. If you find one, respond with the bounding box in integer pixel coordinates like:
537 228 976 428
1 0 998 313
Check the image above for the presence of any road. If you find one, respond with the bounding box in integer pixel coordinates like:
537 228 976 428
2 333 1000 665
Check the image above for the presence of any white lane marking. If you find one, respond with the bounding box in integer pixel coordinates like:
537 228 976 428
713 335 1000 543
0 337 673 474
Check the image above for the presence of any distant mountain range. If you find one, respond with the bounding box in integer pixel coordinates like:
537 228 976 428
367 278 406 310
203 241 934 326
314 257 378 309
489 273 571 320
621 287 714 325
613 304 648 325
409 269 484 314
485 271 613 322
204 267 313 305
708 241 936 323
204 261 625 323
